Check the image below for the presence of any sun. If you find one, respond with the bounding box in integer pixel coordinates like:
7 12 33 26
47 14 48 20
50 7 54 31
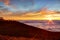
45 15 52 20
45 15 54 24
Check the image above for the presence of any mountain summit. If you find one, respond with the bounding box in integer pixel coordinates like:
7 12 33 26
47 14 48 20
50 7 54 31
0 19 60 40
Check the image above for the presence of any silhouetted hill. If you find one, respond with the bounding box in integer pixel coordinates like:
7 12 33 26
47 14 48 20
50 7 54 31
0 19 60 40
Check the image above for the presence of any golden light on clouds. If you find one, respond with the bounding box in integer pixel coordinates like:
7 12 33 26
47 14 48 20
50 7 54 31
0 7 60 20
2 14 60 20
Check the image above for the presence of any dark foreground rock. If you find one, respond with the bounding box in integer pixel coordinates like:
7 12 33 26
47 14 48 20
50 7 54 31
0 19 60 40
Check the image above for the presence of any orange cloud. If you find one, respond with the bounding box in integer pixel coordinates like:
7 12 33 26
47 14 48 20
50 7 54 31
0 0 10 6
0 0 2 1
4 0 10 6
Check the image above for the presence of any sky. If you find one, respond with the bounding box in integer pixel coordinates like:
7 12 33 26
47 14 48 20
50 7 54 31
0 0 60 12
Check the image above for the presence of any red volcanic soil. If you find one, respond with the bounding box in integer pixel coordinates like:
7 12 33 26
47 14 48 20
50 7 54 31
0 19 60 40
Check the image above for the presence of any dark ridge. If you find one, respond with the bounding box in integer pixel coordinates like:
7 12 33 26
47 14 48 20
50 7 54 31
0 19 60 40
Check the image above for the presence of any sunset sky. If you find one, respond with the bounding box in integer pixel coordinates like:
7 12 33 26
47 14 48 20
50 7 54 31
0 0 60 20
0 0 60 12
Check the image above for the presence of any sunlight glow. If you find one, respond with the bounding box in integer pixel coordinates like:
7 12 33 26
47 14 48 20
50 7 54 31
45 15 53 20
